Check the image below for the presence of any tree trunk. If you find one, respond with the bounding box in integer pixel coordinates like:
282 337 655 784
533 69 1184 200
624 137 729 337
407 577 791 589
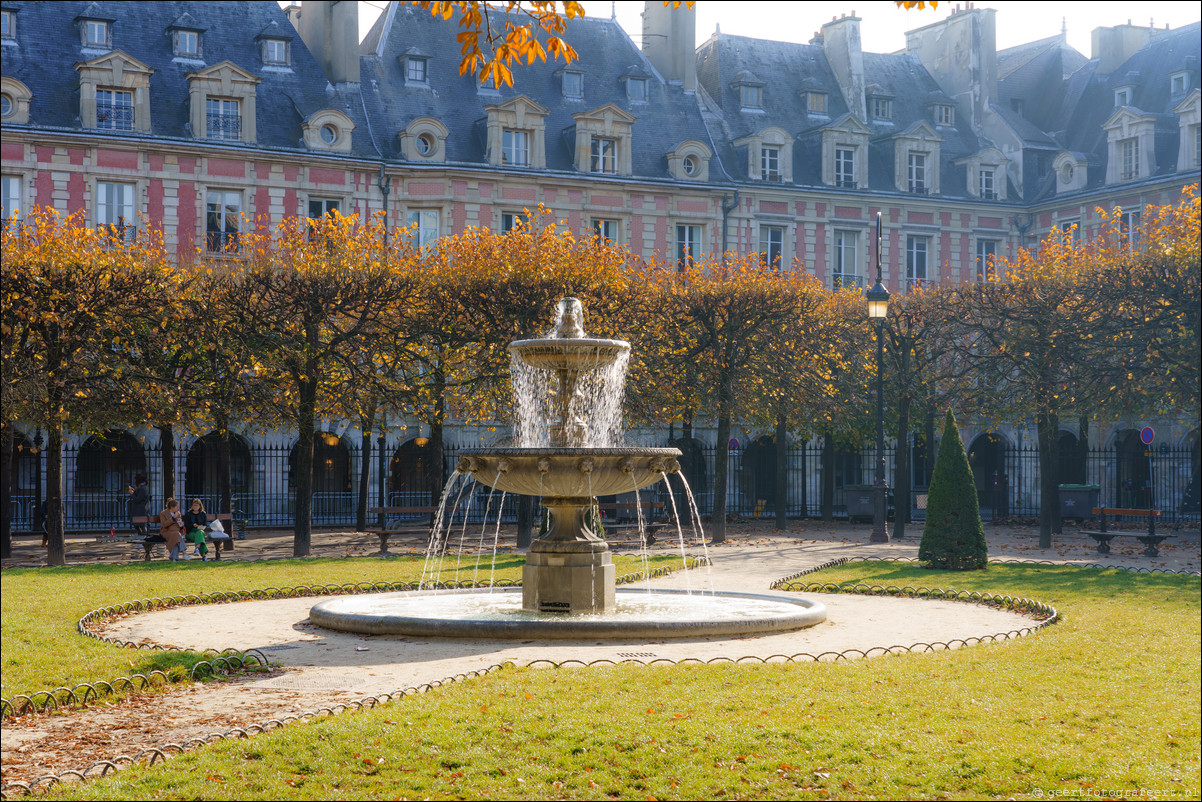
711 378 732 543
428 371 447 508
356 405 376 532
158 424 175 501
517 494 534 549
217 428 232 516
924 406 937 482
293 384 316 557
821 432 834 522
1 422 13 559
893 393 911 540
1037 410 1059 548
774 414 787 529
46 421 65 566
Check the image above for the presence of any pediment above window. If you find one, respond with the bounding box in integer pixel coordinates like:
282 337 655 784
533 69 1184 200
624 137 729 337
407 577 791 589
73 49 153 81
572 103 636 131
819 113 872 137
186 60 261 87
1102 106 1156 132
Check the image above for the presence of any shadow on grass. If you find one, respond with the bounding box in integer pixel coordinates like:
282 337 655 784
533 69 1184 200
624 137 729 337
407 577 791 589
815 561 1200 605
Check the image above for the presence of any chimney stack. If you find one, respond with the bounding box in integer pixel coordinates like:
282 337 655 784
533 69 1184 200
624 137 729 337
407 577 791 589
1091 23 1155 75
821 13 866 121
904 6 996 134
641 0 696 92
296 0 360 86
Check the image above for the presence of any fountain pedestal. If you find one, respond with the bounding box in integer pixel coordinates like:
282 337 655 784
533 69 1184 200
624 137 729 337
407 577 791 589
523 495 615 613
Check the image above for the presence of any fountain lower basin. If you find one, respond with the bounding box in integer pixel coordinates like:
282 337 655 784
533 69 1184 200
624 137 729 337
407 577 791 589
309 587 827 639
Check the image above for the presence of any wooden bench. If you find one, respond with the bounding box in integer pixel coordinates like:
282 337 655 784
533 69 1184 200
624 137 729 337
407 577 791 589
368 506 436 554
597 501 669 544
1081 507 1172 557
131 514 235 561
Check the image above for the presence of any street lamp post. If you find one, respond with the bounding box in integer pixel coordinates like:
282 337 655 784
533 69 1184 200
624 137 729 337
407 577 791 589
866 212 891 544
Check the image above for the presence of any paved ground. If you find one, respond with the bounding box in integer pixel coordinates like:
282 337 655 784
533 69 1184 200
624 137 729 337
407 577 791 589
2 519 1198 788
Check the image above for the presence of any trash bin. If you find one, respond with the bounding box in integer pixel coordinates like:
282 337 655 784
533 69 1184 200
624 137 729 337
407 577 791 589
845 485 875 522
911 485 929 522
1059 484 1100 520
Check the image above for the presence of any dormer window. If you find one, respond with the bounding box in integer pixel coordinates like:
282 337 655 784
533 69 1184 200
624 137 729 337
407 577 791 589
979 168 995 200
86 20 109 47
176 29 199 57
1115 87 1132 106
1 9 15 41
933 104 954 126
761 146 781 182
401 48 430 84
871 97 892 121
561 70 583 99
908 152 928 194
742 84 763 109
590 137 617 173
806 92 828 114
96 89 133 130
1171 72 1190 97
263 39 288 65
627 77 647 102
406 56 427 83
503 129 530 166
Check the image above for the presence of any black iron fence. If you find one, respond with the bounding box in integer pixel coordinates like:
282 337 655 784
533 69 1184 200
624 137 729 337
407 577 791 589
5 438 1198 534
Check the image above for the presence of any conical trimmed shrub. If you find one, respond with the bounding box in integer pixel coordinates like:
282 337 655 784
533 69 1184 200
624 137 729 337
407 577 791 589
919 410 988 570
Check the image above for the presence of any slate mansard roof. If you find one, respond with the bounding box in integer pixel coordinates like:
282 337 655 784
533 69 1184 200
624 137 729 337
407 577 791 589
0 1 371 156
695 32 985 198
358 3 725 180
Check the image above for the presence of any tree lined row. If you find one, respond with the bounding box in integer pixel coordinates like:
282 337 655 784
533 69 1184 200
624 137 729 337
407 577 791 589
2 187 1197 562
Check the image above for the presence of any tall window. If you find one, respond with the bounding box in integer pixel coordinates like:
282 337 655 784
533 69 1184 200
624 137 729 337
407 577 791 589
592 219 618 243
907 153 927 194
675 224 702 267
406 57 428 83
975 239 997 281
1120 210 1141 248
500 211 525 234
96 89 133 130
761 146 781 181
833 230 860 288
979 169 995 199
835 148 855 188
1120 138 1139 180
1 175 21 228
407 209 440 248
1 10 14 40
740 84 762 109
206 98 241 140
906 235 928 291
758 225 784 268
96 181 135 240
307 198 339 220
502 129 529 166
591 138 617 173
206 190 241 253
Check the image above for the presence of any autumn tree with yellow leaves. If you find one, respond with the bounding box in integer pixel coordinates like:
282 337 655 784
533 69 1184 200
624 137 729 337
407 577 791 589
232 212 423 556
1 211 180 565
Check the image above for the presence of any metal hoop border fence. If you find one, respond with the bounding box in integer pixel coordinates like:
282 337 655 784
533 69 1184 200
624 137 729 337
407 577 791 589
5 555 1199 798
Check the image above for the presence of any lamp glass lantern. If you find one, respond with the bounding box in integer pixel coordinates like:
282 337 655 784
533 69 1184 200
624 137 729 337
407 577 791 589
866 280 890 321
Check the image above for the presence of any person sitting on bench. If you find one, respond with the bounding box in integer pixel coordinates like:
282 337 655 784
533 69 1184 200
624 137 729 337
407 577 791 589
183 498 210 561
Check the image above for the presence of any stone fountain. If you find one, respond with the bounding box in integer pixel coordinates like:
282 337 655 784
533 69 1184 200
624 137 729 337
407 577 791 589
309 298 826 639
455 297 682 614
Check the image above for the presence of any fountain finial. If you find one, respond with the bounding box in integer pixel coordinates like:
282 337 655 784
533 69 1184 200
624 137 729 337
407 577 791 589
555 297 586 339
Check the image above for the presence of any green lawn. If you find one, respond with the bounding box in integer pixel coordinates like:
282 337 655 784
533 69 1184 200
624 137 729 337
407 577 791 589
0 553 673 702
33 561 1201 800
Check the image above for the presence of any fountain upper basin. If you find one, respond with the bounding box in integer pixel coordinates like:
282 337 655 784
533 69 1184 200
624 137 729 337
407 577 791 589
458 447 682 497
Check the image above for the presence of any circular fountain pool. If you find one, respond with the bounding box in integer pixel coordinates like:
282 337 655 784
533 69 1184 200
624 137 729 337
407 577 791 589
310 587 826 639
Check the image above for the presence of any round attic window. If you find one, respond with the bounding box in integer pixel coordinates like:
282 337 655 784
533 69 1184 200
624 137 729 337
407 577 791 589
0 94 12 118
1060 163 1074 183
416 133 434 156
682 154 699 177
320 124 338 145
